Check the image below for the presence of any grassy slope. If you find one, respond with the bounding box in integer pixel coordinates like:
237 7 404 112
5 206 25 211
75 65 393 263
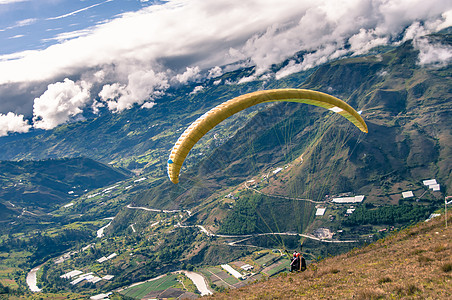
208 214 451 299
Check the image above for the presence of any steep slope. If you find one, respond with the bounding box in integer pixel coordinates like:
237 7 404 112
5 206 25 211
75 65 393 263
208 214 452 299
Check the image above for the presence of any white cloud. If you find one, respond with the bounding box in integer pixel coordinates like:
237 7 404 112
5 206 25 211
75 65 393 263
0 0 450 132
141 102 156 109
0 0 450 85
238 75 257 84
33 79 91 129
190 85 204 94
207 66 222 79
0 0 29 4
403 22 430 42
233 0 452 76
438 10 452 31
2 18 37 31
46 0 113 20
42 28 92 43
0 112 30 136
98 69 169 112
8 34 24 39
15 18 36 27
415 38 452 66
348 28 389 55
275 60 303 80
174 67 201 84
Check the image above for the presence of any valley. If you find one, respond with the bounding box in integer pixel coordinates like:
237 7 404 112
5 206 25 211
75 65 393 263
0 31 450 299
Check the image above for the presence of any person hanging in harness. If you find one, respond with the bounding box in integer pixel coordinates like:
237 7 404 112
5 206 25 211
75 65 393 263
287 248 307 272
290 251 300 272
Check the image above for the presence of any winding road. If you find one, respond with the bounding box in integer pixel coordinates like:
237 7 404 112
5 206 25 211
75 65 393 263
127 204 358 243
245 181 324 204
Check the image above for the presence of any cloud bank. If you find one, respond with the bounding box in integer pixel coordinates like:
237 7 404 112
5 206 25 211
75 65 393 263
0 0 451 135
33 79 91 130
0 112 30 137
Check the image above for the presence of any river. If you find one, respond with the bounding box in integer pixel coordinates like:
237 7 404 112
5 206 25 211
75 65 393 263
26 265 43 292
180 271 213 296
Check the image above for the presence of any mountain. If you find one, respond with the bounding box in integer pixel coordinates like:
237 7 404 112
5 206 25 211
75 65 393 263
120 34 450 228
0 157 131 221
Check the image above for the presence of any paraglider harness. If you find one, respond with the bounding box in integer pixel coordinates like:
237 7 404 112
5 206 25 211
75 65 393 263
286 246 306 272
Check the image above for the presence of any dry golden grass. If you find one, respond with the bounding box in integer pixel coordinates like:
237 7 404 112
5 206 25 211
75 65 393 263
207 215 452 299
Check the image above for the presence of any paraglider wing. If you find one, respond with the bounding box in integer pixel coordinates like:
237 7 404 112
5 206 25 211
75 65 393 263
167 88 367 184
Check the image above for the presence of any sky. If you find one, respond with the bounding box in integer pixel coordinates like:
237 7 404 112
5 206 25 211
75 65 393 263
0 0 451 137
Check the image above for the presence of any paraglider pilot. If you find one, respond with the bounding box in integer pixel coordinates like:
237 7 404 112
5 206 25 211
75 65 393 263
289 248 307 272
290 252 300 272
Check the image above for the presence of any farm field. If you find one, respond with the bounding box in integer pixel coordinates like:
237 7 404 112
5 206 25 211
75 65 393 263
120 274 181 299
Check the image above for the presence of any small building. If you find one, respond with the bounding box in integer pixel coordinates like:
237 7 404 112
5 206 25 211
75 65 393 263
315 208 326 216
102 275 114 280
423 179 437 186
90 293 112 300
429 184 440 191
346 208 355 214
272 167 283 175
60 270 83 279
332 195 365 203
106 253 117 260
241 264 254 271
87 276 102 284
402 191 414 198
70 273 94 285
221 264 243 280
97 257 108 263
70 277 86 285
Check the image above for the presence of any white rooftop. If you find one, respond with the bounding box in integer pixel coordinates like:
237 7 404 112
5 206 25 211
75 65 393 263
429 184 440 191
241 264 254 270
71 277 87 285
315 208 326 216
423 179 437 186
106 253 117 260
346 208 355 214
97 257 108 263
87 276 102 284
402 191 414 198
91 294 111 300
221 264 243 279
272 167 283 174
60 270 83 279
332 195 365 203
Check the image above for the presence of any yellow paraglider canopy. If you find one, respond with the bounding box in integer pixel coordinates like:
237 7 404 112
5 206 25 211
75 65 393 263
167 88 367 184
